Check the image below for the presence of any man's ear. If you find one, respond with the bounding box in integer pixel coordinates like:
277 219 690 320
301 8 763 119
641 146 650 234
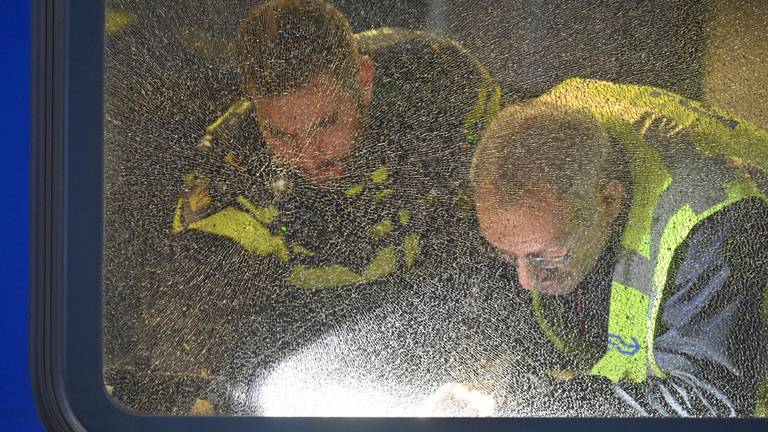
359 55 375 107
599 180 625 223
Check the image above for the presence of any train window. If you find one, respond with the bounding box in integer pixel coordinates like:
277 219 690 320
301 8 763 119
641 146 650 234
34 0 768 429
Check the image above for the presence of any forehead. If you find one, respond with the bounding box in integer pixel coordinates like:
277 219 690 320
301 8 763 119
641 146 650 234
253 74 351 129
476 192 572 253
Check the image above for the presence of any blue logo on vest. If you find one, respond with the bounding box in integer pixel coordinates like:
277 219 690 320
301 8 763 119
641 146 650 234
607 333 641 356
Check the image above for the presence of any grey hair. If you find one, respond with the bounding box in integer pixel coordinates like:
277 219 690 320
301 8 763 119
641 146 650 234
470 101 619 211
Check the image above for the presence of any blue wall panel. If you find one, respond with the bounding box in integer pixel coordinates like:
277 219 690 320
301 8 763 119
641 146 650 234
0 0 44 430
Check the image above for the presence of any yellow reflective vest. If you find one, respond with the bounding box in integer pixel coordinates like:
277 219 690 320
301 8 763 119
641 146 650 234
534 78 768 415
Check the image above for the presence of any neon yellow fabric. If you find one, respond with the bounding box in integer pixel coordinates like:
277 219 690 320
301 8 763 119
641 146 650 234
361 246 398 280
371 165 389 184
290 264 361 289
174 173 416 289
590 282 651 382
464 74 502 134
591 160 765 385
371 219 394 239
376 189 393 203
465 86 489 133
544 78 768 173
344 184 365 197
613 127 672 259
205 99 252 136
236 196 278 225
764 283 768 326
543 78 768 167
188 207 290 261
541 80 672 257
403 234 421 267
290 246 398 289
398 209 411 226
291 244 315 257
174 139 428 290
172 197 185 234
486 86 502 127
758 379 768 417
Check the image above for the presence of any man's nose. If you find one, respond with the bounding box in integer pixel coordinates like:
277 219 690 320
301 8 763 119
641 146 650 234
299 135 327 161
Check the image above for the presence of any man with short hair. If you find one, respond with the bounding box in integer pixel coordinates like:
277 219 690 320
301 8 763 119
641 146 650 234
231 0 373 186
174 0 500 289
147 0 502 414
468 78 768 416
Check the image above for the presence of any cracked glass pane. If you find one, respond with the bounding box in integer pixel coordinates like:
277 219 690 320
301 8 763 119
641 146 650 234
102 0 768 417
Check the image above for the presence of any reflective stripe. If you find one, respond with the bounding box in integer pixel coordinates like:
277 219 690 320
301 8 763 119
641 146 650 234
187 206 290 261
486 86 503 126
757 379 768 417
172 197 185 234
344 184 365 197
371 165 389 184
463 60 501 135
591 282 649 383
611 250 655 296
290 246 398 289
464 85 488 133
370 218 394 239
398 209 410 226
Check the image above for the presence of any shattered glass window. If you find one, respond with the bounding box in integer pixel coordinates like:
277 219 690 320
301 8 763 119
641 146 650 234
103 0 768 417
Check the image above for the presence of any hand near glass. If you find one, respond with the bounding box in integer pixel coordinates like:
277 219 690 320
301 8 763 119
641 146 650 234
420 382 497 417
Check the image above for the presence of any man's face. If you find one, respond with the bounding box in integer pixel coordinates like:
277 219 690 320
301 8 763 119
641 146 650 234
476 190 608 296
254 73 363 186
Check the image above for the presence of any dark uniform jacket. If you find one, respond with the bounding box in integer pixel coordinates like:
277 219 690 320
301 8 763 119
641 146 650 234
175 28 499 285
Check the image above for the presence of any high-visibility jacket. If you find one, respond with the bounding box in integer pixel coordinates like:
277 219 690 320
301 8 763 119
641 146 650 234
533 78 768 415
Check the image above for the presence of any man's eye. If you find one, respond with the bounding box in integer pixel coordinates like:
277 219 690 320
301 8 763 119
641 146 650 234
317 113 339 130
265 127 296 143
273 135 299 149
